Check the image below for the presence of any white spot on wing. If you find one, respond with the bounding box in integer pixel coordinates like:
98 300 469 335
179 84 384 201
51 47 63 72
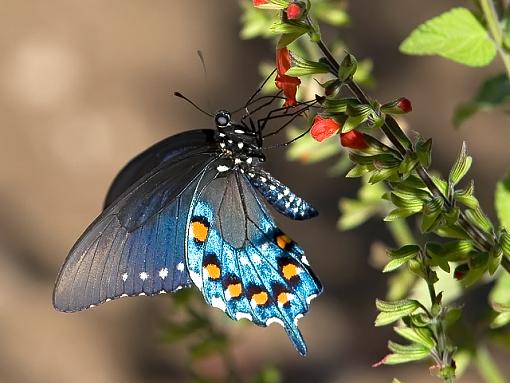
139 272 148 281
283 188 290 196
261 243 269 251
301 255 310 266
159 290 167 294
121 273 128 282
266 317 284 327
247 157 253 164
306 294 317 304
189 270 203 290
120 294 128 298
176 262 185 272
88 304 96 308
139 293 146 296
211 296 226 312
159 268 169 279
294 314 303 325
217 165 230 172
105 298 111 302
237 142 244 149
251 254 262 264
270 185 276 191
235 312 253 321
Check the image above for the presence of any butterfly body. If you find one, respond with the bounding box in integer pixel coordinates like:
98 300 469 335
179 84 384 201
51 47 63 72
54 109 321 355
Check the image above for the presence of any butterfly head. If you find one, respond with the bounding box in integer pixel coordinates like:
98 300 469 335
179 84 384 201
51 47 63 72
214 110 232 128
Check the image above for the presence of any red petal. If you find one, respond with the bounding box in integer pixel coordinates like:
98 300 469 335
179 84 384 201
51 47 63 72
310 115 340 142
275 48 301 107
286 3 303 20
397 97 412 113
340 130 369 149
276 47 292 75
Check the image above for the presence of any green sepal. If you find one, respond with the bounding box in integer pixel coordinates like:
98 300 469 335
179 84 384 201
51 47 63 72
369 168 398 184
421 196 444 232
500 230 510 257
488 247 503 275
394 326 436 349
323 98 358 113
375 299 421 326
269 20 311 35
390 193 423 211
449 142 472 187
277 32 308 48
338 53 358 82
430 175 449 196
416 138 432 168
384 341 431 364
434 224 471 240
464 206 493 233
342 104 372 133
399 153 419 176
285 54 331 76
454 180 479 209
383 245 421 273
384 208 419 222
491 303 510 329
254 0 289 9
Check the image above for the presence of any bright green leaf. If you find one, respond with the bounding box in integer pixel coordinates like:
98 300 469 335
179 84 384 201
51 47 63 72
495 171 510 230
400 7 497 67
375 299 420 326
394 326 436 349
449 142 472 187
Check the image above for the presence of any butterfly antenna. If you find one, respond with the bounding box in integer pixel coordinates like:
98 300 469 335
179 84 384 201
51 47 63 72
174 92 213 117
197 50 213 113
233 68 278 114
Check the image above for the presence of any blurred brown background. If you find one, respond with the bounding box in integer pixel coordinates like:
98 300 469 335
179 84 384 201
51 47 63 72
1 1 509 382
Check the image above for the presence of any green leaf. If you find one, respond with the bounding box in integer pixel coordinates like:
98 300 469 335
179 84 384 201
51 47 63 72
383 245 420 273
449 142 472 187
254 366 282 383
400 7 497 67
314 1 349 27
394 327 436 349
375 299 420 326
465 206 493 233
338 53 357 82
254 0 289 10
421 196 444 232
454 180 479 209
269 20 311 35
384 208 419 222
453 74 510 127
277 32 308 48
416 138 432 168
495 171 510 230
380 342 431 365
286 54 331 76
323 98 358 113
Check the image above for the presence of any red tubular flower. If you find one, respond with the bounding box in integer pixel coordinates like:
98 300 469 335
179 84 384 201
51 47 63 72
340 130 369 149
310 115 340 142
252 0 268 6
286 3 303 20
276 47 301 107
397 97 412 113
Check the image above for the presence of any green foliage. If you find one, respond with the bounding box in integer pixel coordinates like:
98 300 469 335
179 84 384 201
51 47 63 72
495 171 510 230
400 7 497 67
454 74 510 127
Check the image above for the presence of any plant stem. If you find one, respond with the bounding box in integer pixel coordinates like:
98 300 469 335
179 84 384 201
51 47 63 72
475 345 506 383
313 34 510 273
479 0 510 79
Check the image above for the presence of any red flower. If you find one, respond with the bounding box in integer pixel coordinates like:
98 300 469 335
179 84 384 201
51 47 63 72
310 115 340 142
276 47 301 107
252 0 268 6
340 130 369 149
286 3 303 20
397 97 412 113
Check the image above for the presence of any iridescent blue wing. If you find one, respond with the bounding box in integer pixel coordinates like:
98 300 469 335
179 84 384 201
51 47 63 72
104 129 216 208
186 170 322 355
53 130 219 312
243 167 318 220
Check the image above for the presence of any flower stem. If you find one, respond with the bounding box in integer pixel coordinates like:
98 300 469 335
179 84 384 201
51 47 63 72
479 0 510 80
312 33 510 273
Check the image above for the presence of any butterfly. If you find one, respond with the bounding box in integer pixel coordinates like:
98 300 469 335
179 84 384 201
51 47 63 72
53 96 322 355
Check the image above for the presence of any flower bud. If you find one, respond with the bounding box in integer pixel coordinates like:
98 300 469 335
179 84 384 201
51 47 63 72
381 97 413 114
454 264 469 280
340 130 369 149
286 2 305 20
310 115 341 142
252 0 269 5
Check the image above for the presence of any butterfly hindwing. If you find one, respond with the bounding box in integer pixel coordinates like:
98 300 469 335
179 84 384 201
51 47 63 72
53 137 219 312
186 170 322 355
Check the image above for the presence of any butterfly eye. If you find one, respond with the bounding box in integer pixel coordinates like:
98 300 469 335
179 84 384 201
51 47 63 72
215 111 231 127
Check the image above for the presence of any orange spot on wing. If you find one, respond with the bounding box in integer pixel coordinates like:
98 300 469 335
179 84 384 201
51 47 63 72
282 263 299 280
277 292 290 305
191 220 209 242
276 234 292 249
252 291 268 306
227 283 242 298
205 264 221 279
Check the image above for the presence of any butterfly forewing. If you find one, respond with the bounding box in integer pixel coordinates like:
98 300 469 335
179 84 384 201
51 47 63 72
54 134 219 312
